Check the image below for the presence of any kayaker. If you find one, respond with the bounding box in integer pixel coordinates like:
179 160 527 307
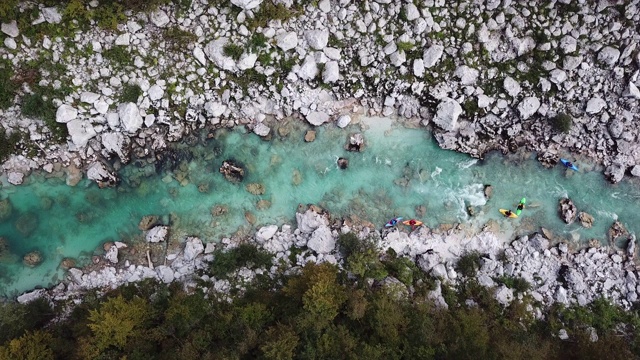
504 210 514 217
517 203 524 212
566 161 573 168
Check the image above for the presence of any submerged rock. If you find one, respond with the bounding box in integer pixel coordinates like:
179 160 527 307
256 199 272 210
139 215 159 231
23 250 43 267
146 226 169 243
346 133 364 152
219 160 245 183
304 130 316 142
337 157 348 169
578 212 594 228
15 212 38 236
0 199 12 220
608 220 628 244
246 183 266 195
59 257 76 269
211 205 228 217
0 236 9 258
558 198 577 224
292 169 303 185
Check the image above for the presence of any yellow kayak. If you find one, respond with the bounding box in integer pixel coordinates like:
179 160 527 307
402 219 423 227
499 209 518 218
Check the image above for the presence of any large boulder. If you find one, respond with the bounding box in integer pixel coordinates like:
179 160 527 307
56 104 77 123
146 226 169 243
295 208 329 234
423 44 444 68
433 97 462 131
183 236 204 261
305 29 329 50
87 161 119 188
220 160 245 183
230 0 263 10
256 225 278 243
558 198 578 224
104 245 118 264
117 102 143 133
101 132 129 162
517 97 540 120
275 31 298 51
307 225 335 254
67 120 97 147
204 38 236 71
23 250 43 267
306 111 330 126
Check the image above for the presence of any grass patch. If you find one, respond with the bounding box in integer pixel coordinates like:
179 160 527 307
163 26 197 51
397 41 415 52
119 83 143 103
223 43 244 61
103 46 133 68
0 60 15 110
21 92 69 143
493 275 531 294
551 112 572 133
208 243 273 279
249 32 268 51
247 0 298 29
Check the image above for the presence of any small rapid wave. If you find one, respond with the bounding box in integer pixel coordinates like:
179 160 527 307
457 159 478 169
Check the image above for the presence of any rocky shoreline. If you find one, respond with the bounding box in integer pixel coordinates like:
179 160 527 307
16 205 640 317
0 0 640 186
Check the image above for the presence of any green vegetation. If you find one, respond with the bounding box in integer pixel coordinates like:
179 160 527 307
396 41 415 52
119 83 143 103
551 112 573 133
208 243 273 279
249 32 268 51
223 43 244 61
246 0 298 30
102 46 133 69
456 251 482 277
494 275 531 294
2 259 640 359
0 128 21 162
0 0 18 21
0 60 16 110
163 26 197 51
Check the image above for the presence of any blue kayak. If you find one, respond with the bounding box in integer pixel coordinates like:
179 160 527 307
385 217 403 228
560 158 578 171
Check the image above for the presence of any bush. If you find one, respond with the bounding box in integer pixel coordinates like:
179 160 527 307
120 83 143 103
223 43 244 61
0 128 21 162
103 46 133 68
494 275 531 294
21 92 68 143
0 60 15 110
456 252 482 278
209 244 273 279
551 112 572 133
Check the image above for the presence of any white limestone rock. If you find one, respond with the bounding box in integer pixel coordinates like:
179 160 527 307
623 82 640 99
4 37 16 50
17 289 47 304
204 38 236 71
586 97 606 114
336 115 351 128
193 46 207 66
307 225 335 254
433 97 462 131
276 31 298 51
237 53 258 70
306 111 330 126
322 61 339 83
296 208 329 234
454 65 479 85
146 226 169 243
597 46 620 67
413 59 425 78
150 9 171 27
42 7 62 24
56 104 78 123
117 102 144 133
517 96 540 120
101 132 127 161
67 120 97 147
503 76 521 97
253 122 270 137
105 245 118 264
80 92 100 104
423 44 444 68
155 265 175 283
184 237 204 261
495 285 514 306
256 225 279 243
404 3 420 20
204 101 227 117
1 21 19 37
231 0 263 10
7 172 24 185
115 33 130 46
148 85 164 101
305 29 329 50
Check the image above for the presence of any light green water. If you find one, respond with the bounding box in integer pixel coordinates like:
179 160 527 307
0 117 638 298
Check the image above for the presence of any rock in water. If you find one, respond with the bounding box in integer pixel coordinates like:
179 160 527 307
23 250 43 267
558 198 577 224
304 130 316 142
578 212 594 228
0 199 12 221
87 161 119 188
245 183 266 195
146 226 169 243
608 220 628 244
337 157 348 169
628 234 636 259
219 160 245 183
346 133 364 152
139 215 159 230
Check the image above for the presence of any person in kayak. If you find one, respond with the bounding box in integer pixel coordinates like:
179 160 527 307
517 203 524 212
504 210 514 217
409 219 417 230
566 161 573 168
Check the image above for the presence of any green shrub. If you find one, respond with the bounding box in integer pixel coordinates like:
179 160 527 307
551 112 572 133
247 1 297 30
456 252 482 278
223 43 244 61
494 275 531 294
163 26 197 51
463 98 480 117
209 243 273 279
0 0 18 21
20 92 68 143
0 128 21 162
249 32 268 50
338 233 387 280
397 41 414 52
103 46 133 68
0 60 15 109
120 83 143 103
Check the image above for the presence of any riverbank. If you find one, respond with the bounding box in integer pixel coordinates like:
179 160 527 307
1 0 640 186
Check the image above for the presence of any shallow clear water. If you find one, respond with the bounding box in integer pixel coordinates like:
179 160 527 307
1 117 639 298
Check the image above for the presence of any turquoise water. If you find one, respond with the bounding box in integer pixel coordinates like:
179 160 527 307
1 117 639 298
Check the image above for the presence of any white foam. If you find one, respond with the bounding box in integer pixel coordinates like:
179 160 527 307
458 159 478 169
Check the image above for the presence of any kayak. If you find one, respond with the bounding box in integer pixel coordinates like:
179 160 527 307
499 209 518 218
385 217 403 228
516 197 526 216
402 219 423 227
560 158 579 171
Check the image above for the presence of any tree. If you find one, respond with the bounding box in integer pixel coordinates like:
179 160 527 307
0 330 54 360
81 295 150 356
260 324 299 360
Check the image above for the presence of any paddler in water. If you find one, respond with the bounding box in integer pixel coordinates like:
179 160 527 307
409 219 417 230
517 203 524 213
504 210 514 218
